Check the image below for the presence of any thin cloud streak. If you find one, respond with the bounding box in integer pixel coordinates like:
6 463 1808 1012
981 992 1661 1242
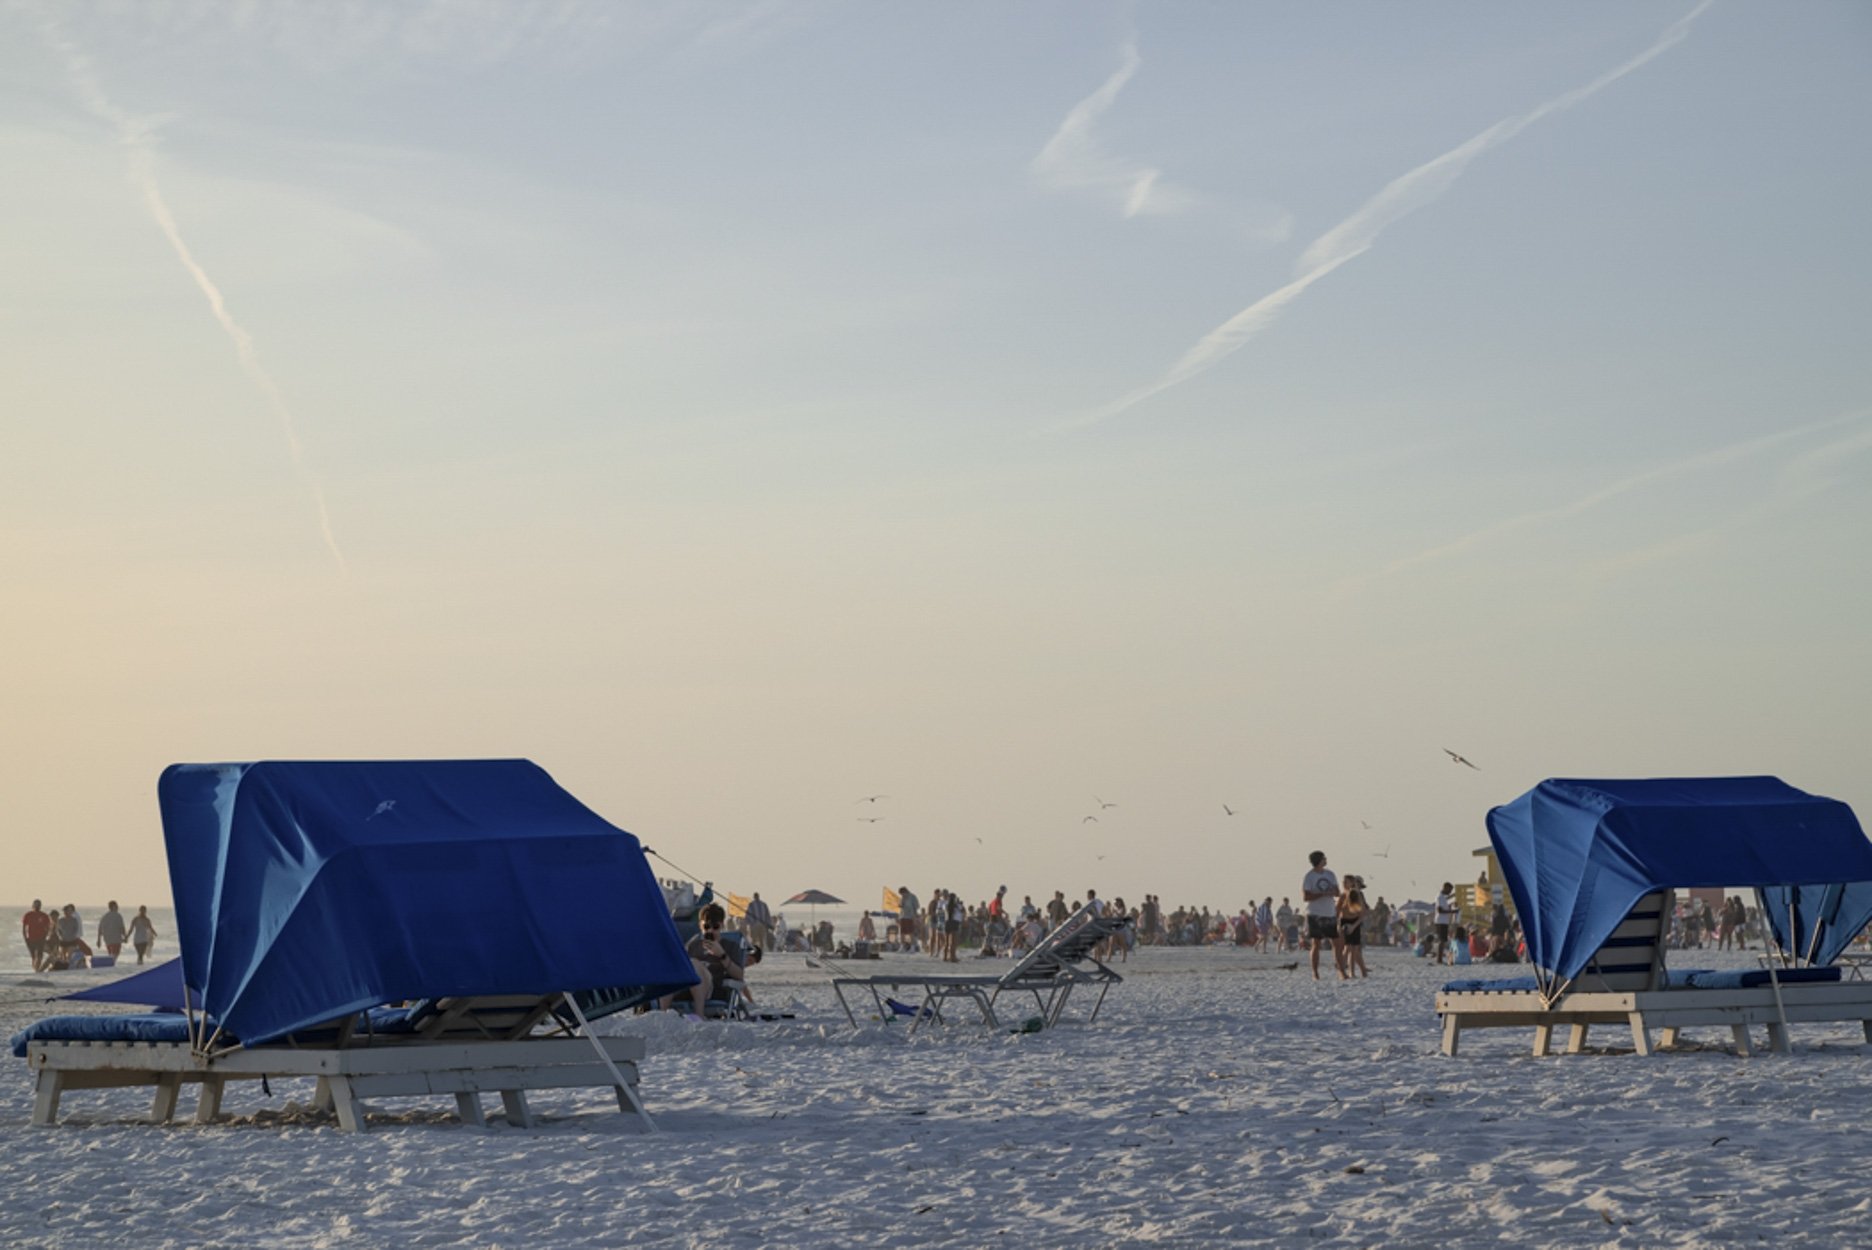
1378 409 1872 580
1031 40 1197 220
1076 1 1713 429
39 18 349 574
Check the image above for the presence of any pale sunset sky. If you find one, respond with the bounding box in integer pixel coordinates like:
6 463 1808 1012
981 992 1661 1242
3 1 1868 912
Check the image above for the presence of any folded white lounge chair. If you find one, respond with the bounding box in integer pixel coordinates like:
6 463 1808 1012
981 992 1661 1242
828 903 1129 1033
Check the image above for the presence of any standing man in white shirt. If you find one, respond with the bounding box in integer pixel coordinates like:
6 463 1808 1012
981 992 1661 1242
1434 883 1459 964
1302 851 1344 980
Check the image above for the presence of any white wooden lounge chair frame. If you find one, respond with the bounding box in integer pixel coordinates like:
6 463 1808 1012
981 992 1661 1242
828 903 1128 1034
26 993 652 1132
1436 890 1872 1057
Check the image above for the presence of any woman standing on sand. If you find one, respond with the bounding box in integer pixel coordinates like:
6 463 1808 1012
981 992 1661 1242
1337 876 1370 979
129 906 159 964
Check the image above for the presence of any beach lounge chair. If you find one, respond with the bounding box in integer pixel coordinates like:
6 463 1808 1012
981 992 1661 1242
16 995 652 1131
827 903 1129 1034
1436 777 1872 1058
13 760 699 1131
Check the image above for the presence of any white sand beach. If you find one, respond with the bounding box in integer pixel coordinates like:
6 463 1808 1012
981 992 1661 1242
6 945 1869 1249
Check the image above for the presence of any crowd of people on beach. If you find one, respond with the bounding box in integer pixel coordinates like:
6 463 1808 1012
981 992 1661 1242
18 901 159 972
716 853 1814 986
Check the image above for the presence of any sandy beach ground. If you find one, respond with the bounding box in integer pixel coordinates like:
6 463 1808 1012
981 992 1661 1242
4 946 1868 1248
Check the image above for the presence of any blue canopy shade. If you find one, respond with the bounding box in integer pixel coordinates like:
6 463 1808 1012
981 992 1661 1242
1760 882 1872 967
159 760 697 1047
56 958 189 1011
1487 777 1872 985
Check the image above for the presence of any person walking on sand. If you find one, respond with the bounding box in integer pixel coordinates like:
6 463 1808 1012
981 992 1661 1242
1302 851 1344 980
22 900 53 972
743 892 773 952
1255 897 1274 953
1337 875 1370 979
129 906 159 964
97 901 128 958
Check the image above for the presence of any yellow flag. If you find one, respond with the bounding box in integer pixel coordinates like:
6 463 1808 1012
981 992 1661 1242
726 892 750 920
883 886 901 913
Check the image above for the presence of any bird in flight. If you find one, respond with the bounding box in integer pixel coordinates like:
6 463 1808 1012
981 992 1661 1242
856 794 889 803
1082 815 1099 823
1094 795 1118 809
974 837 983 844
1222 804 1236 816
1443 749 1480 770
857 816 885 823
1373 845 1391 859
1360 820 1371 829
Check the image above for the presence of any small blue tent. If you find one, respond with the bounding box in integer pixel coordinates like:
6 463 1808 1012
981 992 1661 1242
1487 776 1872 991
159 760 696 1047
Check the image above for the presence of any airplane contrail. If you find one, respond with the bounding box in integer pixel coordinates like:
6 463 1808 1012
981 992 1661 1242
1064 1 1713 431
38 19 349 574
1031 39 1196 220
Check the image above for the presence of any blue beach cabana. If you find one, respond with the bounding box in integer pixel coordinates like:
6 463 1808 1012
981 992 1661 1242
159 758 695 1049
17 759 697 1130
1487 776 1872 998
1438 776 1872 1057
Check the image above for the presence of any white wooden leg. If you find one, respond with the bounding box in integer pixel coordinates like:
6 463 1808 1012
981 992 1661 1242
1440 1014 1460 1056
1767 1022 1791 1054
455 1092 486 1128
31 1070 63 1126
195 1076 226 1124
311 1077 334 1113
1567 1023 1590 1054
1732 1024 1753 1056
151 1074 183 1123
1659 1027 1681 1050
500 1089 534 1128
1532 1023 1553 1057
1629 1014 1652 1057
328 1077 366 1133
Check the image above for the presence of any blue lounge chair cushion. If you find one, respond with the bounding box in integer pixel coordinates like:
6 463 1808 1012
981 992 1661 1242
1443 967 1845 996
1441 977 1540 993
11 1012 193 1058
1670 966 1842 989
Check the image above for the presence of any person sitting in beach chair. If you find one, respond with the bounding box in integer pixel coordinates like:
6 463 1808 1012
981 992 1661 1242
685 904 747 1018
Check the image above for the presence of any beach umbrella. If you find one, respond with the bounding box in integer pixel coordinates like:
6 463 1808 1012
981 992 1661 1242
784 889 844 933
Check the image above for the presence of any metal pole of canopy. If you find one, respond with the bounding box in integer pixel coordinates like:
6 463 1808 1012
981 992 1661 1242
560 992 657 1133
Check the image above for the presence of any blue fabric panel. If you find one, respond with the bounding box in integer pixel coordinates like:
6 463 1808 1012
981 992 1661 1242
1487 777 1872 984
56 959 189 1011
1760 883 1872 968
158 760 698 1046
11 1013 193 1058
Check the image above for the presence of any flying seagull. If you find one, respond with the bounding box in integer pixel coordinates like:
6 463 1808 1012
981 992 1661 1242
856 794 889 803
1082 815 1099 823
1095 795 1118 809
1222 804 1236 816
857 816 884 823
1360 820 1371 829
1443 749 1480 770
1373 845 1391 859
